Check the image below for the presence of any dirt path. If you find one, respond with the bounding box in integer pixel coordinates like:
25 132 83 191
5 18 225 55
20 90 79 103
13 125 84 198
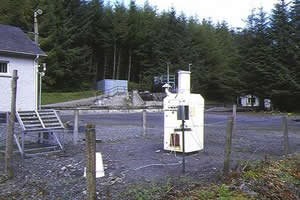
0 112 299 199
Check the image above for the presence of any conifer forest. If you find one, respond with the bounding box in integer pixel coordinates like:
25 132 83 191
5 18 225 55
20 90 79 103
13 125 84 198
1 0 300 111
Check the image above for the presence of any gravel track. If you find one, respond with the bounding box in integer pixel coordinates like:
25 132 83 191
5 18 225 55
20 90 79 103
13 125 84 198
0 112 299 199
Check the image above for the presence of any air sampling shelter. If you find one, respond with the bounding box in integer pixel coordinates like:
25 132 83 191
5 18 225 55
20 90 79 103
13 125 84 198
163 71 204 153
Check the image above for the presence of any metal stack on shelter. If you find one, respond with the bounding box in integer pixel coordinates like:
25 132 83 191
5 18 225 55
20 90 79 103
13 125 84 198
15 109 65 157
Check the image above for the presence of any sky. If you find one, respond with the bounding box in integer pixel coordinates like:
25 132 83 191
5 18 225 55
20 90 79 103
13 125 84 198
121 0 278 28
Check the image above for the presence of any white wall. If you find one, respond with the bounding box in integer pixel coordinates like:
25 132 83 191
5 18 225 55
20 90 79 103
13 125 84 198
0 54 37 112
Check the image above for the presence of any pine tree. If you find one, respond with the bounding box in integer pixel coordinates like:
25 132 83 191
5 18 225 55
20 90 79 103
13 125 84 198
126 0 139 82
290 0 300 81
132 1 158 85
270 0 300 110
0 0 35 31
115 2 129 80
40 0 93 91
237 8 276 109
80 0 105 85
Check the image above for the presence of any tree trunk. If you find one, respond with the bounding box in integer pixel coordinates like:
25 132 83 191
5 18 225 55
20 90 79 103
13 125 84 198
116 48 121 80
103 54 107 80
88 53 95 73
251 95 254 107
128 48 132 82
259 97 265 111
113 42 117 80
139 72 142 84
94 61 98 87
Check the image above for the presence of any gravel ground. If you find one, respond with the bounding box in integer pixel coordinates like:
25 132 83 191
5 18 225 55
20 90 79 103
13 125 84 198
0 112 300 199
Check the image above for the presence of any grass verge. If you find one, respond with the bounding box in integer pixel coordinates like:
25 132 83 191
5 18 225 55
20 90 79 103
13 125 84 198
41 90 100 105
120 154 300 200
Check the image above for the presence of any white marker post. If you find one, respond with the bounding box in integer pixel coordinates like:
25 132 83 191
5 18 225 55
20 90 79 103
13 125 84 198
84 152 105 178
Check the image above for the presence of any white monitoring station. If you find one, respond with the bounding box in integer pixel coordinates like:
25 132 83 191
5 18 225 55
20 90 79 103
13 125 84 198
163 70 204 153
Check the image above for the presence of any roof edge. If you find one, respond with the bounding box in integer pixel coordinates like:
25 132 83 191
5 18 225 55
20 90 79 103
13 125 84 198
0 49 47 57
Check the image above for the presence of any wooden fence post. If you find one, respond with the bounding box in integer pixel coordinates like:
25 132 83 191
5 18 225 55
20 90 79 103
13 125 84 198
5 70 18 179
85 123 96 200
233 104 237 124
282 116 289 157
6 112 9 124
73 109 79 145
223 116 234 176
142 110 146 136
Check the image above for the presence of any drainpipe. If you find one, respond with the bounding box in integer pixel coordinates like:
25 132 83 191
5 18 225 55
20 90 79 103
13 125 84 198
34 55 39 110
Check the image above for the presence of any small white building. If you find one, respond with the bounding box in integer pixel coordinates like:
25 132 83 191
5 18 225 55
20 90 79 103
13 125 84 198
0 24 46 112
239 95 271 109
239 95 259 107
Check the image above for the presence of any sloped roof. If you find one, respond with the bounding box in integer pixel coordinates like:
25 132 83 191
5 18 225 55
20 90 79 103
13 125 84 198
0 24 46 57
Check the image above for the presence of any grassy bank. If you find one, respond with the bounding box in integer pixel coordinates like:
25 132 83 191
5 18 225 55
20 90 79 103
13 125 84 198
120 154 300 199
41 90 100 105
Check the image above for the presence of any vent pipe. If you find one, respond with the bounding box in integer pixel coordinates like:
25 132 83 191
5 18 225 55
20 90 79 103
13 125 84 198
178 71 191 94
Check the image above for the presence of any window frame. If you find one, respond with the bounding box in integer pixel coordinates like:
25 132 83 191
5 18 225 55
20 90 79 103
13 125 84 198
0 60 9 74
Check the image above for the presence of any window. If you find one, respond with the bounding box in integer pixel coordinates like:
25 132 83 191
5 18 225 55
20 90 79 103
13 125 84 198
0 61 8 73
247 97 256 105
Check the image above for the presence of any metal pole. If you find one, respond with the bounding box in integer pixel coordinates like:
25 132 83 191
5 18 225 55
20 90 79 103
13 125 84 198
34 9 42 45
182 120 185 174
39 72 41 110
38 64 46 110
34 11 38 45
142 110 146 136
